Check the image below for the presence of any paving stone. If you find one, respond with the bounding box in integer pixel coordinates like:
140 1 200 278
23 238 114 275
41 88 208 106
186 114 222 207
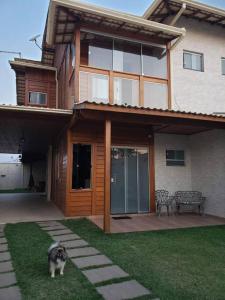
0 286 22 300
67 247 100 258
52 234 80 242
37 221 61 227
0 272 17 288
48 229 73 236
0 232 5 238
61 239 88 249
83 265 129 284
0 225 4 233
0 252 11 262
42 225 67 231
96 280 151 300
72 255 112 269
0 261 13 273
0 237 7 244
0 244 8 252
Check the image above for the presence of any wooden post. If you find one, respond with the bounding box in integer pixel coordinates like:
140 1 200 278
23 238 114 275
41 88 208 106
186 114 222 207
149 132 156 213
104 119 111 233
47 145 53 201
74 26 80 103
167 43 172 110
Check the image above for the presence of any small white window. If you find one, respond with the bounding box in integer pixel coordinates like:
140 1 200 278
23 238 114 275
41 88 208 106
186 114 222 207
183 51 204 72
29 92 47 105
221 58 225 75
166 150 185 166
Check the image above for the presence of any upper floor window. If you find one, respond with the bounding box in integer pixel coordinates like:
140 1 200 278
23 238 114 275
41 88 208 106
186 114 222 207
221 58 225 75
183 51 204 72
80 31 167 79
29 92 47 105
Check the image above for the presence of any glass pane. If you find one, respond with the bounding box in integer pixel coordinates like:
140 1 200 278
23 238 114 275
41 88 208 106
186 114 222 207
183 52 192 69
29 92 47 105
144 81 168 109
114 77 139 106
222 59 225 75
175 150 184 160
113 39 141 74
80 72 109 103
111 148 125 214
138 149 149 212
142 45 167 79
126 149 138 213
72 144 91 189
80 32 113 70
192 53 202 71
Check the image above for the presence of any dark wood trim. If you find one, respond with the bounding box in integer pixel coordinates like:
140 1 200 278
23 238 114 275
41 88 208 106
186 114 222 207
74 26 81 103
104 119 111 233
149 132 155 213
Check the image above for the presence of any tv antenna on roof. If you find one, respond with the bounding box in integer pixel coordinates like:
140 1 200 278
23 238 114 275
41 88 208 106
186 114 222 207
29 34 42 50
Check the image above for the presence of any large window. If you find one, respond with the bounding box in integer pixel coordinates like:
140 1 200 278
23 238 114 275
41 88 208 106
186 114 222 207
113 39 141 74
72 144 92 189
81 32 113 70
142 45 167 79
29 92 47 105
183 51 204 72
166 150 185 166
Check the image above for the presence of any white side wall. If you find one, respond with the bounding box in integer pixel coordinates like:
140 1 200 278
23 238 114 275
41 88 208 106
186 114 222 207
190 130 225 218
155 133 192 194
171 17 225 114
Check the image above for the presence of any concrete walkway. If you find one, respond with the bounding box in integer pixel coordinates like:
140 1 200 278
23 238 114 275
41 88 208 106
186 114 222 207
0 193 64 224
37 221 156 300
0 225 22 300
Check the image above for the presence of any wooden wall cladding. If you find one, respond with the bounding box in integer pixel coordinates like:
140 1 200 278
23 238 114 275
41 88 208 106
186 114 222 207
52 133 68 214
66 121 150 217
25 68 56 108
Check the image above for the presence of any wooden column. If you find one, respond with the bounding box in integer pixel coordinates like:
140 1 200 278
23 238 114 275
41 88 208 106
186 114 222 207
149 132 156 213
104 119 111 233
74 26 80 103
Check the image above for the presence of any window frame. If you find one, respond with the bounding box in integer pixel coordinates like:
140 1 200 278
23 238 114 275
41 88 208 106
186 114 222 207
71 143 93 191
166 150 185 167
221 57 225 75
28 91 48 106
183 50 204 72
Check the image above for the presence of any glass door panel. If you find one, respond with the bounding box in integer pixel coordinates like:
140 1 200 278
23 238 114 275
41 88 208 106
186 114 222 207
126 149 138 213
111 148 125 214
138 149 149 212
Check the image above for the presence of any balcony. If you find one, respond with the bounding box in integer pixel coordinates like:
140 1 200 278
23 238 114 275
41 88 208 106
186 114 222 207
79 66 168 109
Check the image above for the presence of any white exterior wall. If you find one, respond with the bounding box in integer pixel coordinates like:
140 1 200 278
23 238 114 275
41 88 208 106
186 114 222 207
190 130 225 218
155 133 192 194
171 17 225 114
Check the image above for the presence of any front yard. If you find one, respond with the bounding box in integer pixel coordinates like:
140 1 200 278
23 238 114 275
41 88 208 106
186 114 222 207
5 219 225 300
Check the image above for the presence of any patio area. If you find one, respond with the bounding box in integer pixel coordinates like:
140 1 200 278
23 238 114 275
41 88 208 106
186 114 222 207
88 214 225 233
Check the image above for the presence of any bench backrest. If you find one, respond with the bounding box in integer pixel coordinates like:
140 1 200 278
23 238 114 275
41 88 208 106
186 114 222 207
175 191 202 203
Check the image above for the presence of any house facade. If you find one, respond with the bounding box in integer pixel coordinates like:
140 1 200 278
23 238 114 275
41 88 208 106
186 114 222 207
3 0 225 232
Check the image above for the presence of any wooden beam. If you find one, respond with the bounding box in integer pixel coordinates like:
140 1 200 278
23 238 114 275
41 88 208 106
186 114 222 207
167 43 172 109
74 26 80 103
104 119 111 233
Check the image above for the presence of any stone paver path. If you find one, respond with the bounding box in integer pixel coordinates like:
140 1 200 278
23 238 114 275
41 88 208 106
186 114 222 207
37 220 155 300
0 224 22 300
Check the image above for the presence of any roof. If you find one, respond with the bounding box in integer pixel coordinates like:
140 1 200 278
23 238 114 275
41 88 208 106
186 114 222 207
10 59 57 71
45 0 185 46
143 0 225 27
0 104 72 116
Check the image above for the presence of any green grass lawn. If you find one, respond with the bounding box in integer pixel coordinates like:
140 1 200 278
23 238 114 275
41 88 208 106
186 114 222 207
5 219 225 300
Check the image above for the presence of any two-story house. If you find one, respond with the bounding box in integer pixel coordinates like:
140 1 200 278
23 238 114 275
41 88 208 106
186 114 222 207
2 0 225 232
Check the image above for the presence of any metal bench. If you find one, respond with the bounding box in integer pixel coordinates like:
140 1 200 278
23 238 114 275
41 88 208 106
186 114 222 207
174 191 206 215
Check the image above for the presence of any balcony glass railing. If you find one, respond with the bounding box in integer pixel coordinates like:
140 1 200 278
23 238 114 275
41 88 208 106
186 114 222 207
79 67 168 109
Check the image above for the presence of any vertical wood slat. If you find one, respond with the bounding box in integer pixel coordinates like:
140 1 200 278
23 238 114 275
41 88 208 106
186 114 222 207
104 119 111 233
149 133 156 213
167 43 172 110
74 26 80 103
139 76 144 107
109 71 114 104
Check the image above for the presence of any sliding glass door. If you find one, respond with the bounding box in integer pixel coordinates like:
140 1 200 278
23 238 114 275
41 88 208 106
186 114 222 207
111 147 149 214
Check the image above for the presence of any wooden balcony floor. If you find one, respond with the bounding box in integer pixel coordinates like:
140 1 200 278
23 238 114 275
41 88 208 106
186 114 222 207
88 214 225 233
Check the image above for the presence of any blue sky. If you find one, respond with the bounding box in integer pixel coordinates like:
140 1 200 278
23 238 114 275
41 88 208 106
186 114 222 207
1 0 225 105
